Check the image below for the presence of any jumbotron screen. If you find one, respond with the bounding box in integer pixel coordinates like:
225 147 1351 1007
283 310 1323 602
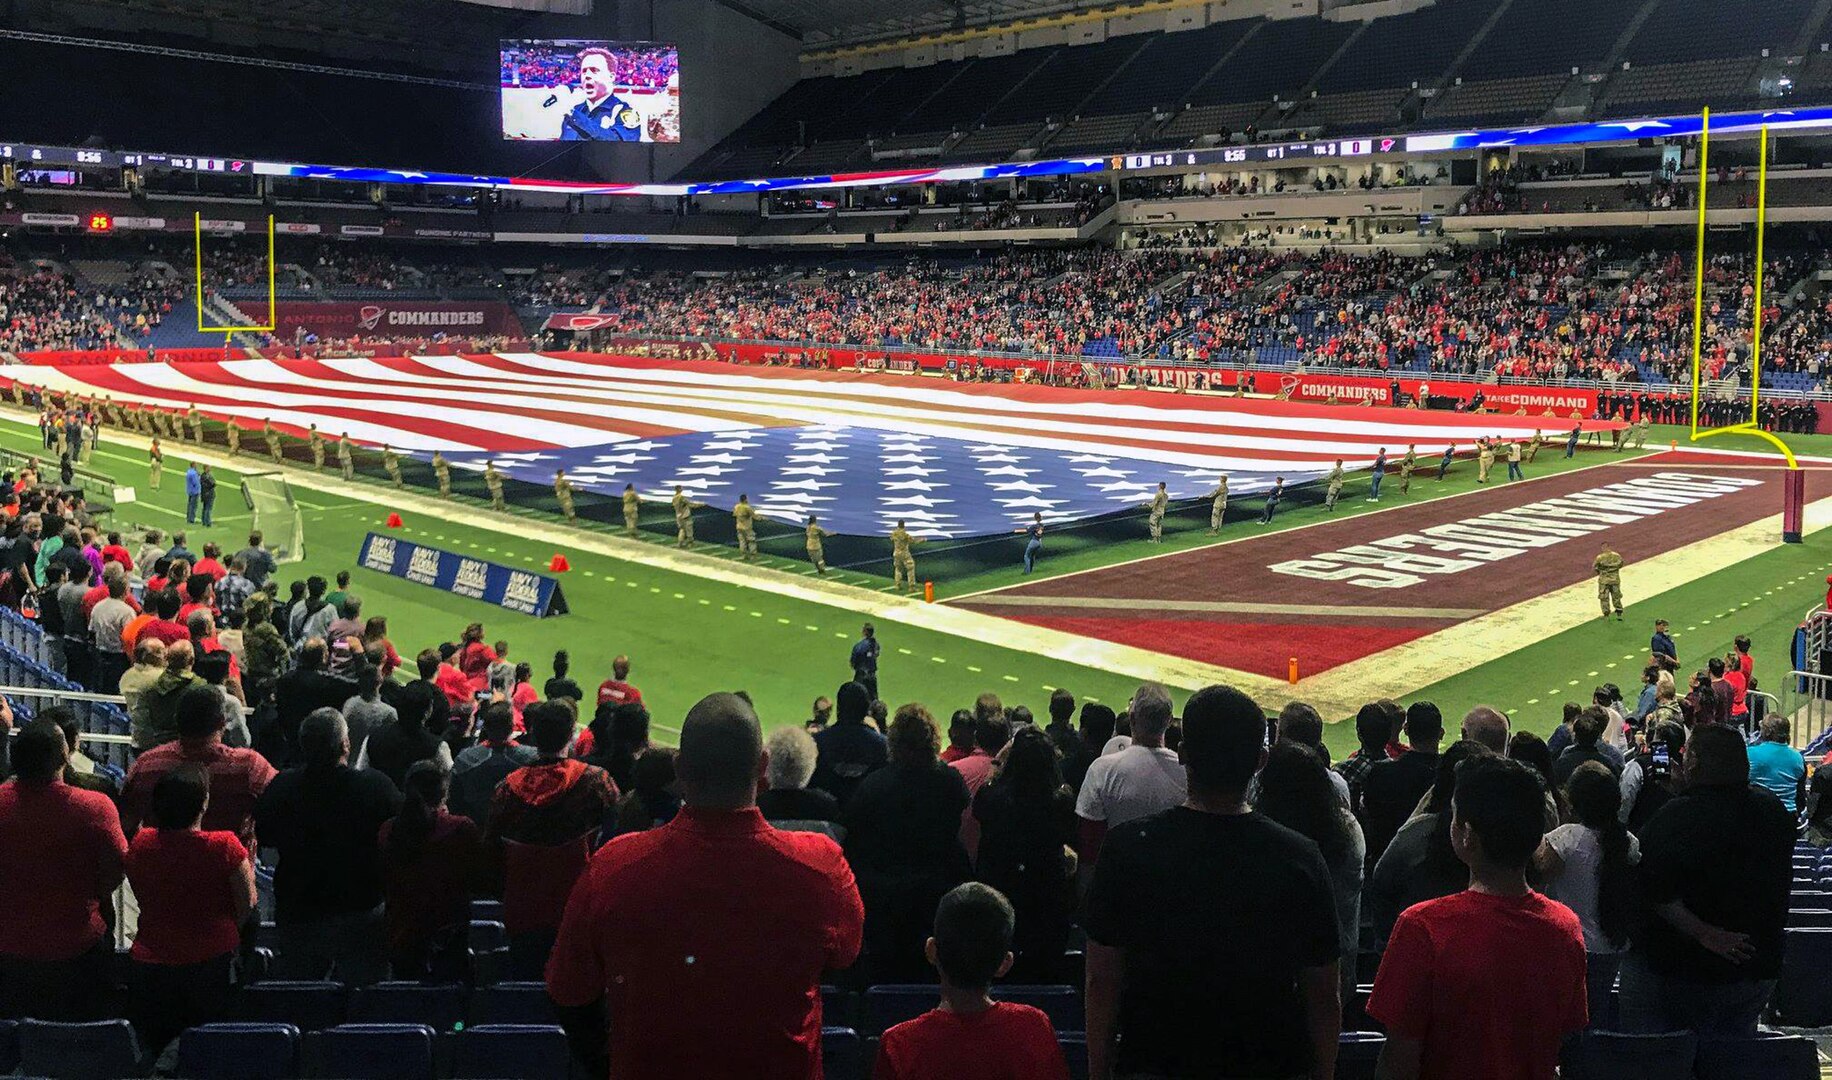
500 40 680 143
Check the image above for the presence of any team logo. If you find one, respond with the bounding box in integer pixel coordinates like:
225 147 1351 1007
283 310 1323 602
357 305 384 331
619 108 638 128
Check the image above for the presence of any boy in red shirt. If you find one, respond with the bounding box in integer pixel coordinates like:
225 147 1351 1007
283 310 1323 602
873 883 1068 1080
1367 756 1587 1080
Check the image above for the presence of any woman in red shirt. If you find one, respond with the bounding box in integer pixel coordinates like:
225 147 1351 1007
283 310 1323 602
125 764 256 1055
379 761 484 981
457 623 497 689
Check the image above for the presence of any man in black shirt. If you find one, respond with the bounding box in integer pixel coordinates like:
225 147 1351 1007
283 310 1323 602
809 682 886 809
268 640 356 766
1620 724 1794 1036
1552 706 1623 787
254 708 402 986
1085 684 1340 1080
1360 701 1443 867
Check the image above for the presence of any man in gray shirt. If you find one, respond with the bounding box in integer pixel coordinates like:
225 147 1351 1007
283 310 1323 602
87 572 137 693
235 531 278 590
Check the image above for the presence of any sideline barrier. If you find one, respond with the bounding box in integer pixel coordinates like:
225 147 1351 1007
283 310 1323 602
358 531 568 618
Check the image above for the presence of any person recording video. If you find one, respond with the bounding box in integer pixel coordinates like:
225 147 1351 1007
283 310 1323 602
561 47 643 141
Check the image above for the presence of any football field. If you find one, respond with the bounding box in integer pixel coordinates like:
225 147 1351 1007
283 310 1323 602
4 395 1828 757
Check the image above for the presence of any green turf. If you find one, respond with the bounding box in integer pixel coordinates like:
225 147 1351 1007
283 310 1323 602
22 409 1826 755
7 418 1158 740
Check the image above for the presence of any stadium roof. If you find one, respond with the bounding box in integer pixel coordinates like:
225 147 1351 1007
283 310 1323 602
726 0 1130 49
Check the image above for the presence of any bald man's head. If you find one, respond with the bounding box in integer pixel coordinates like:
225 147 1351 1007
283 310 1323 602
677 692 765 809
1462 705 1509 754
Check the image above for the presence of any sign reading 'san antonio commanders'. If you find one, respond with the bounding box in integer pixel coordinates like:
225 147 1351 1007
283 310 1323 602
272 302 524 339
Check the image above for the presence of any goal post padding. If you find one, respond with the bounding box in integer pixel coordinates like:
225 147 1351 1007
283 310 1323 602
240 472 306 563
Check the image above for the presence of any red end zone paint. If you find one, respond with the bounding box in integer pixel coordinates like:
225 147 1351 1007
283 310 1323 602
994 614 1436 681
959 461 1827 675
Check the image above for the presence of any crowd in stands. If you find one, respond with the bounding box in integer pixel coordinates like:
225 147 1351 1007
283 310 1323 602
0 268 183 354
0 440 1810 1077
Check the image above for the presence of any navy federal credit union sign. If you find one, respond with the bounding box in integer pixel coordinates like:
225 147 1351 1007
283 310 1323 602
358 532 569 617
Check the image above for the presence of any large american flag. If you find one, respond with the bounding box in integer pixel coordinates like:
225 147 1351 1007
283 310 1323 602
1 353 1615 537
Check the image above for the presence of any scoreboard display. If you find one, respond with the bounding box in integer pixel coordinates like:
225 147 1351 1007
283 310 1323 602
1109 137 1399 172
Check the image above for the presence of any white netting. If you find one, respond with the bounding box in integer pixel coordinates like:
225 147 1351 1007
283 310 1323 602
239 472 305 563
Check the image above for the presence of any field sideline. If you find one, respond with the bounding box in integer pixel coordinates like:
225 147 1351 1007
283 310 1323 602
5 409 1825 757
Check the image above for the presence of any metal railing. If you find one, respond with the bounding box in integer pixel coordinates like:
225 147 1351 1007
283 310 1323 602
1782 671 1832 754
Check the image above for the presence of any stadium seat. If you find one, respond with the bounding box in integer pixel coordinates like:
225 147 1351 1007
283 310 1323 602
1338 1031 1385 1080
468 982 559 1027
862 985 938 1033
17 1019 142 1080
821 985 857 1029
348 982 467 1031
450 1024 569 1080
1695 1032 1819 1080
468 920 510 986
468 899 504 923
1560 1030 1697 1079
1058 1033 1088 1080
0 1019 17 1073
1787 890 1832 909
1775 928 1832 1025
237 981 347 1031
990 984 1083 1032
1786 907 1832 928
177 1023 301 1080
822 1026 865 1080
309 1023 436 1080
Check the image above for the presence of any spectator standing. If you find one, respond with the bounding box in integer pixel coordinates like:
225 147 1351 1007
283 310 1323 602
543 650 583 703
547 692 863 1080
810 681 887 809
234 531 277 590
1650 619 1679 673
1553 706 1625 786
341 664 399 764
1062 703 1115 794
1367 757 1588 1078
756 725 843 838
1085 685 1340 1080
122 685 276 849
1256 741 1366 1003
0 718 127 1020
357 683 451 787
136 640 205 751
1075 683 1185 871
485 701 618 978
1360 702 1443 867
1368 741 1493 941
1747 716 1807 813
449 702 537 824
254 708 403 986
379 761 484 981
1336 703 1392 813
88 572 135 693
952 706 1010 862
972 727 1078 981
940 710 975 765
595 653 642 707
1621 724 1795 1035
873 883 1070 1080
125 764 256 1054
1536 761 1640 1027
844 703 972 984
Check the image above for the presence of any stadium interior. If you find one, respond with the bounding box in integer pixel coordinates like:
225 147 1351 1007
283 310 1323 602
4 0 1832 1078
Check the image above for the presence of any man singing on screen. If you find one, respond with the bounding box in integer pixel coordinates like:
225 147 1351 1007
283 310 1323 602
562 48 643 142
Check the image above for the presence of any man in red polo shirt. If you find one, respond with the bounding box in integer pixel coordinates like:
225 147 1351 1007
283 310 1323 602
595 654 642 707
122 685 277 849
547 692 863 1079
0 716 129 1019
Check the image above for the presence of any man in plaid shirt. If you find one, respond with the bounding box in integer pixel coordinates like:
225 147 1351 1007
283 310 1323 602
214 557 257 622
1334 704 1397 813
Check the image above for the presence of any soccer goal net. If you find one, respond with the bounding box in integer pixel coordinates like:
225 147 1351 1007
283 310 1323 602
240 472 306 563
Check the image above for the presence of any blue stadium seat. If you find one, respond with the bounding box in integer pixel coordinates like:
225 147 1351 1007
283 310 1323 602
1695 1032 1819 1080
469 899 505 923
1775 927 1832 1025
450 1024 569 1080
821 985 856 1029
237 982 347 1031
177 1023 301 1080
468 983 558 1027
1560 1031 1697 1079
1058 1032 1087 1080
18 1019 143 1080
990 985 1083 1032
1338 1031 1385 1080
0 1019 17 1073
309 1023 435 1080
348 982 466 1032
469 920 510 985
862 985 937 1033
822 1027 865 1080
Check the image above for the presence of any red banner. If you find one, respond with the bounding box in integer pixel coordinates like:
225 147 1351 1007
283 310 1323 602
17 347 234 366
272 301 524 339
